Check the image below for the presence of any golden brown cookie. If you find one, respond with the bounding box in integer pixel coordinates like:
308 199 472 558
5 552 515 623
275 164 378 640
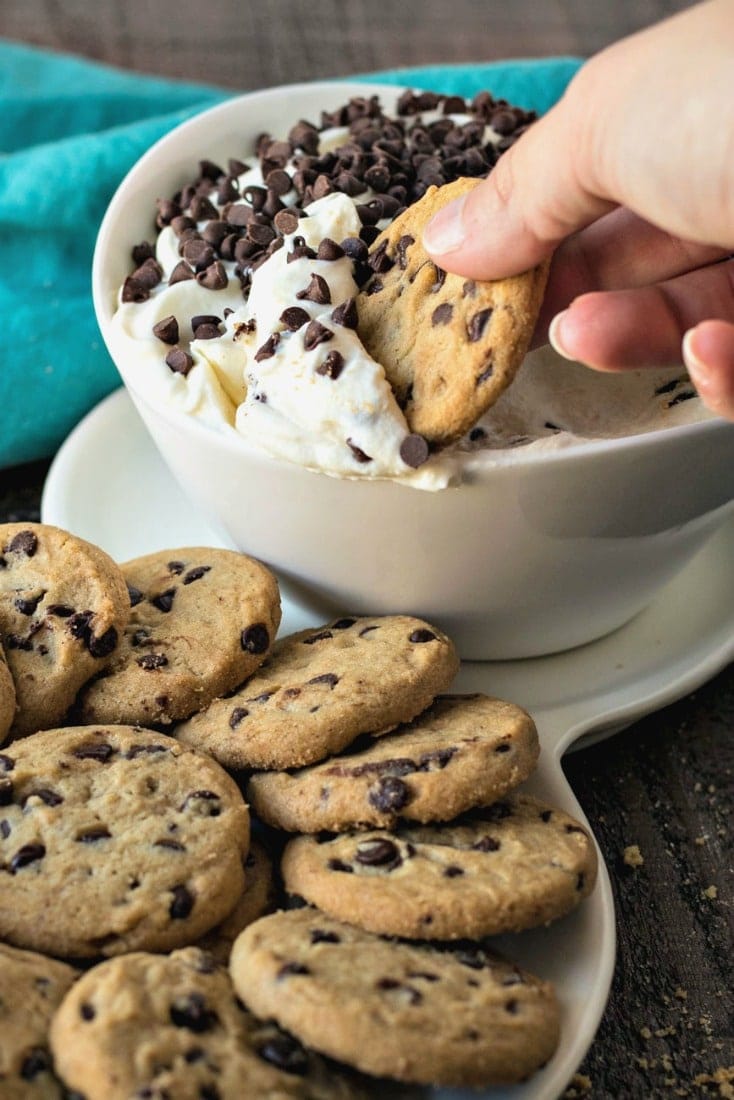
176 615 459 770
76 547 281 727
230 909 560 1087
0 724 249 957
281 794 598 939
0 523 130 738
247 693 539 832
357 177 549 446
0 941 77 1099
50 946 369 1100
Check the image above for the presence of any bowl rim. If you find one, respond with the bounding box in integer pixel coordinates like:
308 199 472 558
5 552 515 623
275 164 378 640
92 79 733 482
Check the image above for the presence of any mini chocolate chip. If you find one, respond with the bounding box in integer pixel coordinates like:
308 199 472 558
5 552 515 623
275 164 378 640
169 992 217 1031
169 260 195 285
310 928 340 944
229 707 249 728
296 273 332 305
277 962 311 978
396 235 415 268
307 672 339 687
179 790 222 817
495 742 511 753
410 629 437 644
367 240 394 274
368 776 411 813
327 858 354 873
444 864 465 877
431 302 453 325
317 238 344 261
76 825 111 843
303 320 333 352
347 438 372 463
127 585 144 607
182 565 211 584
7 530 38 556
315 350 345 379
197 261 228 290
330 297 358 329
0 755 14 773
505 999 519 1014
14 592 44 615
137 653 168 670
566 824 587 835
255 333 280 361
169 885 195 920
400 434 430 468
473 835 501 852
540 810 553 822
279 306 311 332
241 623 270 654
0 821 9 838
73 742 115 762
165 348 194 376
10 843 46 873
257 1034 309 1075
153 316 179 345
476 358 494 386
0 778 13 805
150 588 176 613
577 872 586 891
331 617 356 629
20 1048 50 1080
274 209 300 234
80 1003 96 1021
303 629 333 645
155 837 186 851
355 837 401 867
125 743 168 759
467 307 493 342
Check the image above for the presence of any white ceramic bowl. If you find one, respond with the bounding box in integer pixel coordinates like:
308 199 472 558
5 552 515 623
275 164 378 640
93 81 734 660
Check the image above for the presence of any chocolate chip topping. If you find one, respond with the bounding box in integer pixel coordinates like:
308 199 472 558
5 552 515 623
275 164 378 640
279 306 311 331
400 433 430 468
368 775 411 813
241 623 270 654
165 348 195 376
296 273 331 305
257 1033 309 1075
315 350 345 380
303 320 333 351
346 438 372 463
254 333 280 361
330 297 358 329
152 315 179 345
354 837 401 867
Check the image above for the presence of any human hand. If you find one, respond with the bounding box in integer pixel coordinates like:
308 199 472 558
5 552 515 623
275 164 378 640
423 0 734 419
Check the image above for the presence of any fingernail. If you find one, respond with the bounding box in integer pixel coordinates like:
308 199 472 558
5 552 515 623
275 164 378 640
682 326 714 393
548 311 574 360
422 194 468 255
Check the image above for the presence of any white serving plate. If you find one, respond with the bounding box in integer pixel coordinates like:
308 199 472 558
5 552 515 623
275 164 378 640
42 387 734 1099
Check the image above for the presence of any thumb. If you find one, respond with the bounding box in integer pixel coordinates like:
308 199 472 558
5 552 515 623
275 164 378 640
683 320 734 421
422 69 616 279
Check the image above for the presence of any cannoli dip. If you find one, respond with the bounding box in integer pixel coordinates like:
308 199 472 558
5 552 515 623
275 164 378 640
110 91 711 491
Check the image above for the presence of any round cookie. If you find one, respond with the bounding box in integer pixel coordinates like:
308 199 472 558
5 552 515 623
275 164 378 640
230 908 560 1086
0 523 130 738
248 692 539 832
0 724 249 957
357 177 550 447
50 946 369 1100
0 942 77 1099
195 839 277 964
76 547 281 727
281 793 598 940
0 639 16 744
176 615 459 770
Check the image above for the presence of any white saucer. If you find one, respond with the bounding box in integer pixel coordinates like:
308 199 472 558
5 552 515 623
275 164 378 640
42 388 734 1100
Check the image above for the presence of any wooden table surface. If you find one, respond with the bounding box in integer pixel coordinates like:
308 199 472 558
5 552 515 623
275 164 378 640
2 1 732 1097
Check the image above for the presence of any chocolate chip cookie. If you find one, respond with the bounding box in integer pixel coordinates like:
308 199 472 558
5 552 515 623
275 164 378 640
281 794 597 940
230 909 560 1086
0 523 130 738
0 724 249 957
50 946 368 1099
76 547 281 727
357 177 549 446
0 941 77 1099
195 839 277 964
248 693 539 832
176 615 459 770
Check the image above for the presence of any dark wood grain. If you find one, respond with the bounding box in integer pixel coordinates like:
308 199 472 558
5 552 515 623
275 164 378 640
3 0 692 88
1 2 732 1095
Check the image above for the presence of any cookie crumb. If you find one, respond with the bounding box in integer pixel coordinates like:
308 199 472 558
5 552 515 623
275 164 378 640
694 835 709 846
624 844 644 868
693 1067 734 1098
563 1072 592 1097
640 1026 653 1040
702 884 718 900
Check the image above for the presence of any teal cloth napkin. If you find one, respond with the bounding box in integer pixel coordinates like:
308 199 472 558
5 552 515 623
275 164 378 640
0 40 582 470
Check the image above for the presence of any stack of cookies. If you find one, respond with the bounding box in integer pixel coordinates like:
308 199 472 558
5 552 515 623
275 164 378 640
0 521 596 1098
